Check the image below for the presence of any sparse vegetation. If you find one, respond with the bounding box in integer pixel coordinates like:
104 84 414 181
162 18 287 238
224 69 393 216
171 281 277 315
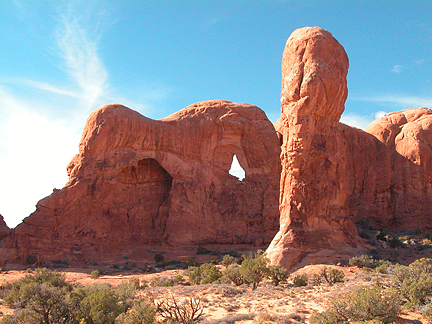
321 267 344 286
156 294 206 324
293 274 308 287
3 254 432 323
187 263 222 285
90 270 102 279
310 286 401 323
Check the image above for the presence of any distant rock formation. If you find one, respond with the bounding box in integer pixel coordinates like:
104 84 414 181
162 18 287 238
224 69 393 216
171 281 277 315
0 100 281 265
345 107 432 230
266 27 364 269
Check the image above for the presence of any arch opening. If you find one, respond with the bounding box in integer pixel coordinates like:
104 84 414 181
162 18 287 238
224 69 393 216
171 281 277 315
229 155 245 181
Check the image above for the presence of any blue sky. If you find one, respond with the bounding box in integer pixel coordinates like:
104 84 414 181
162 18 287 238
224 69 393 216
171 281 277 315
1 0 431 228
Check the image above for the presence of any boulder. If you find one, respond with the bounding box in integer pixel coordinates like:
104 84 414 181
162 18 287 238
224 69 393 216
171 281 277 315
1 100 281 264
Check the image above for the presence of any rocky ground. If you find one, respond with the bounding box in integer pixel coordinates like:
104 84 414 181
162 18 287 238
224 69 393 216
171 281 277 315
2 232 432 323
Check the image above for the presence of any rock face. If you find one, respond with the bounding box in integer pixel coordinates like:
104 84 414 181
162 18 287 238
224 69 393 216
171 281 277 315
0 215 10 238
345 107 432 230
0 100 281 264
267 27 432 269
266 27 364 269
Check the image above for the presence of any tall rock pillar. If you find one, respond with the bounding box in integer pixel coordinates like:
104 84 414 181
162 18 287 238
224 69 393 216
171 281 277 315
267 27 363 269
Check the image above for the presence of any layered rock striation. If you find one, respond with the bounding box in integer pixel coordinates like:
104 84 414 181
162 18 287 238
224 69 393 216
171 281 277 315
0 100 281 264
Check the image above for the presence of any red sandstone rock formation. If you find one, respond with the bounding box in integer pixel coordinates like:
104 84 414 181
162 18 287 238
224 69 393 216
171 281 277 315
266 27 364 269
346 107 432 230
0 215 10 238
0 100 280 264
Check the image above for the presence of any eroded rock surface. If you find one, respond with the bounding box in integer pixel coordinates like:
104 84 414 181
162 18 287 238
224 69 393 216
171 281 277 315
347 107 432 230
267 27 432 270
266 27 364 269
1 100 281 264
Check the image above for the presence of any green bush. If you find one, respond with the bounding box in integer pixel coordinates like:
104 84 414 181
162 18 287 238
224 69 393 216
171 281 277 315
221 254 237 267
187 263 222 285
267 265 289 286
310 286 401 323
115 299 156 324
223 266 245 286
293 274 308 287
392 258 432 307
196 246 211 255
90 270 101 279
348 254 375 268
239 250 269 290
1 268 151 324
322 267 344 286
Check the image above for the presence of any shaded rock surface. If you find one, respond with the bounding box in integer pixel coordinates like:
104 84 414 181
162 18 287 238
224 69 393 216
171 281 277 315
0 100 281 264
346 107 432 230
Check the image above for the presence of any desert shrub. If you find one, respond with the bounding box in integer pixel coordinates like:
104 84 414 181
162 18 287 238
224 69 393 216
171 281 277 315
223 266 245 286
322 267 344 286
174 274 185 285
150 277 174 287
240 250 269 290
156 294 206 324
392 258 432 307
154 253 164 263
196 246 211 255
5 268 70 308
310 286 401 323
187 263 222 285
349 255 392 274
376 229 387 241
71 283 137 323
267 265 289 286
221 254 237 267
312 274 322 286
388 236 402 248
215 275 232 284
90 270 101 279
349 254 375 268
79 289 123 324
309 309 341 324
115 299 156 324
3 283 72 324
293 274 308 287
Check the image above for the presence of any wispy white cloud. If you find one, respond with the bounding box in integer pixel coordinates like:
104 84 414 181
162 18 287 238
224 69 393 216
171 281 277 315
56 6 109 111
392 64 403 74
356 94 432 108
0 3 111 228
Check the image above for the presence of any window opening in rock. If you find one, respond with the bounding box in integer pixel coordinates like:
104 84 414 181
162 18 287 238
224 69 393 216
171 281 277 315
229 155 245 180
